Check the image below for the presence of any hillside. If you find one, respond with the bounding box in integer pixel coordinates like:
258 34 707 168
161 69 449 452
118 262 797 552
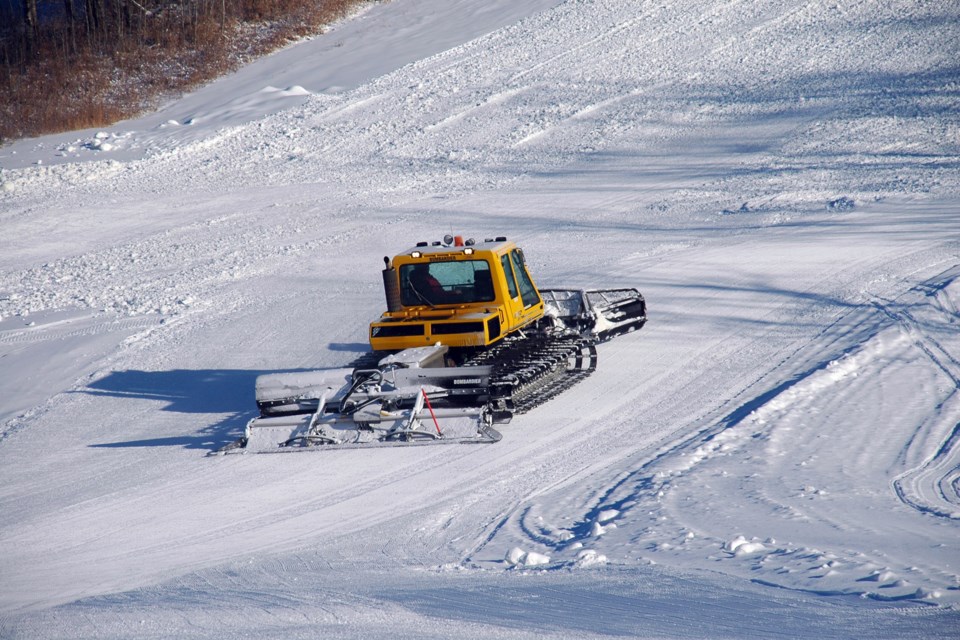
0 0 373 142
1 0 958 637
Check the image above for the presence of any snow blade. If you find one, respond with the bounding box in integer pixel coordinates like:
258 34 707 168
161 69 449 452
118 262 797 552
540 287 646 341
240 404 502 453
214 345 504 454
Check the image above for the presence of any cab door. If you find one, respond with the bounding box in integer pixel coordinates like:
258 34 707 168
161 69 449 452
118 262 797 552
499 250 544 332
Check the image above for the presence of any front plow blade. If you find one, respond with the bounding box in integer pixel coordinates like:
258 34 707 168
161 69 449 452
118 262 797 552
240 405 501 453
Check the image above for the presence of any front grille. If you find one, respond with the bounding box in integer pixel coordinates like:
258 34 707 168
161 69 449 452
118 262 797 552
371 323 425 337
487 317 501 340
431 321 484 335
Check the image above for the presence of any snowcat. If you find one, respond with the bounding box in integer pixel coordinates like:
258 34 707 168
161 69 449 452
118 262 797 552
221 235 645 453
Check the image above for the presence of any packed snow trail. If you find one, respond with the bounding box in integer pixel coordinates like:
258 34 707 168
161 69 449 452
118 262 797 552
475 251 960 602
1 0 960 637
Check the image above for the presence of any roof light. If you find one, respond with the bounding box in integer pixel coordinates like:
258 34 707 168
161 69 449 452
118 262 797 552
465 238 475 246
443 234 454 246
463 247 474 255
411 251 422 258
495 236 507 242
416 241 428 247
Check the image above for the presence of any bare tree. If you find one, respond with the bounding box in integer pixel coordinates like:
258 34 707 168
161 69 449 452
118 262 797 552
85 0 105 35
23 0 39 56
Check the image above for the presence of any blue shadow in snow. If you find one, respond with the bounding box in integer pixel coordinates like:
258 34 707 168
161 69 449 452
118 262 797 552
328 342 369 352
83 368 308 452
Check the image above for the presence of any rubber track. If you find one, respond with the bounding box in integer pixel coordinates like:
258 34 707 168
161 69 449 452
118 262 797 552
349 334 598 416
462 334 598 415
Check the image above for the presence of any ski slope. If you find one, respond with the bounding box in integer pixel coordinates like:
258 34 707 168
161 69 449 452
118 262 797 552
1 0 959 637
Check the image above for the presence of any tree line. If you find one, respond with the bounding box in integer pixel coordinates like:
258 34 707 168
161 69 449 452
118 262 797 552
5 1 334 69
1 1 368 142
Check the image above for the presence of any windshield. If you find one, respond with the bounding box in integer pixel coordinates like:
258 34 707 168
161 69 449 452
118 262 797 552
400 260 494 306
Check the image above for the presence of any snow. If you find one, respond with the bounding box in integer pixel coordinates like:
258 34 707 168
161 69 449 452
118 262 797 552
1 0 959 637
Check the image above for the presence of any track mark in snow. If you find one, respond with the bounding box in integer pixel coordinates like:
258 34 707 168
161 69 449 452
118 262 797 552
424 87 530 133
0 313 159 347
876 266 960 521
475 263 960 604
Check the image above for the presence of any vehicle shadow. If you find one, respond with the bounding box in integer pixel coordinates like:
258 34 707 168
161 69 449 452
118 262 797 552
82 368 308 452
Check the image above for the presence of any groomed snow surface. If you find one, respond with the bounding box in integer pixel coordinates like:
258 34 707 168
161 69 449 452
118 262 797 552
1 0 959 637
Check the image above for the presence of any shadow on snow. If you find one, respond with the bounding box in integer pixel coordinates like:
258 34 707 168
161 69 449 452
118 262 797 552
81 367 309 452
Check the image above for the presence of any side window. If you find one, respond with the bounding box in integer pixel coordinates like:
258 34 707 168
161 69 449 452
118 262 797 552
501 254 519 299
511 251 541 308
400 264 429 306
